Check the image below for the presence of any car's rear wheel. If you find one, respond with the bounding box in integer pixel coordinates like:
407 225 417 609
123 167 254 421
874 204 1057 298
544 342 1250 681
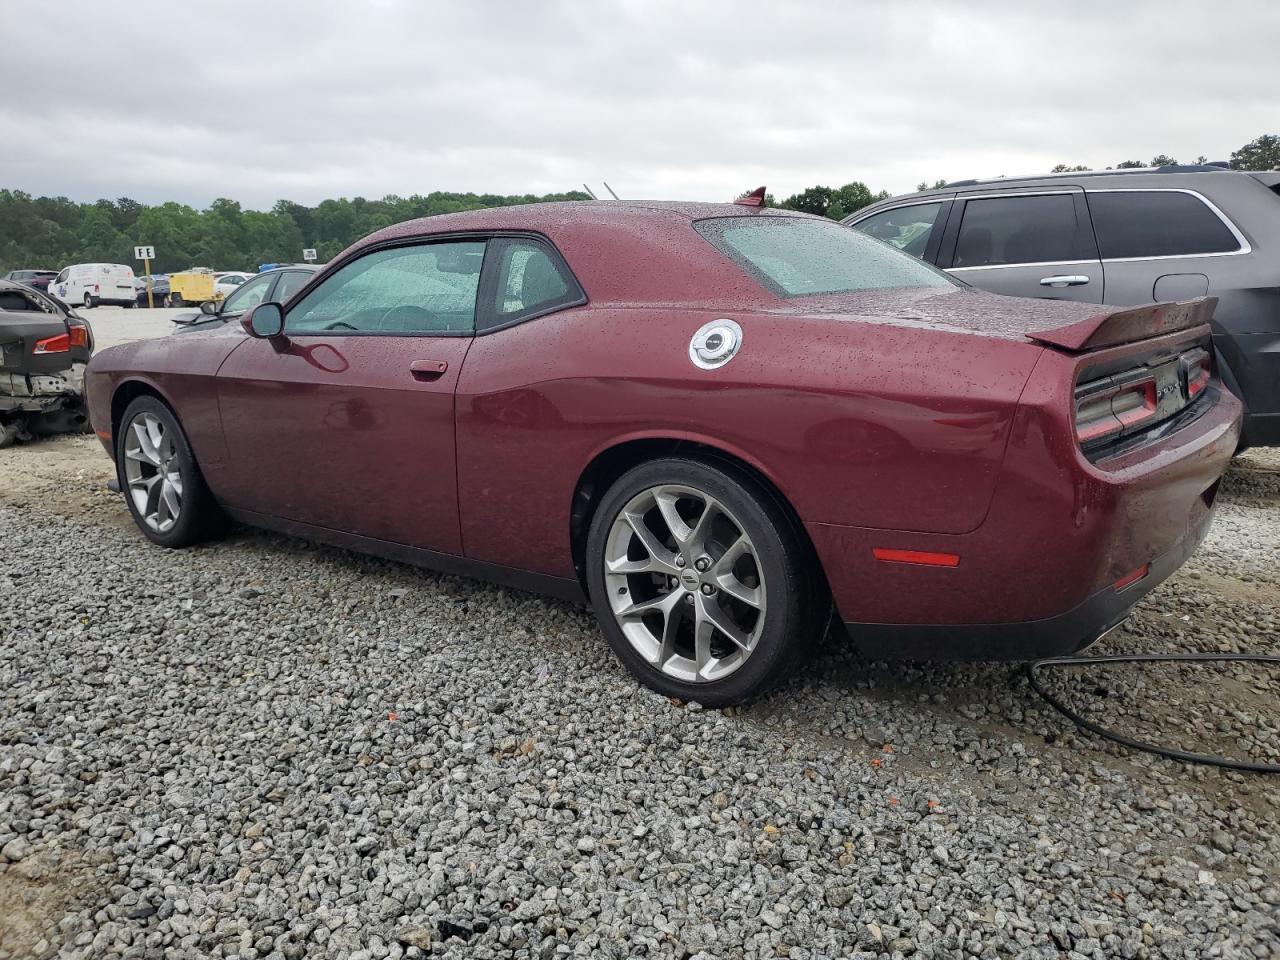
83 293 96 309
116 396 226 548
586 457 820 706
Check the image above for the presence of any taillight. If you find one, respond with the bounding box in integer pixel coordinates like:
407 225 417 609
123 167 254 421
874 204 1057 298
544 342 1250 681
67 319 89 349
33 333 71 354
93 284 100 293
1074 373 1158 446
1181 348 1211 399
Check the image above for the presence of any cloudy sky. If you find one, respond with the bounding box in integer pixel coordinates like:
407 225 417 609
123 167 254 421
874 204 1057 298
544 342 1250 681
2 0 1276 209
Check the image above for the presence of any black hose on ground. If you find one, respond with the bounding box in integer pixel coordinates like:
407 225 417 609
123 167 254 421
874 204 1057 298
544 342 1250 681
1026 653 1280 774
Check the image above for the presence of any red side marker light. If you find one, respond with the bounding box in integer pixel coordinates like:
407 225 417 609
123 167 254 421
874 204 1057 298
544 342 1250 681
734 186 767 207
872 548 960 568
1113 564 1149 591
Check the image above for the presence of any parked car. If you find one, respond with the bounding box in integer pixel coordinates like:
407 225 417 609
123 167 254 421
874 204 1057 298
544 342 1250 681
171 265 319 334
846 164 1280 448
134 274 170 307
49 263 137 308
0 279 94 446
3 269 58 292
85 199 1239 705
214 272 254 299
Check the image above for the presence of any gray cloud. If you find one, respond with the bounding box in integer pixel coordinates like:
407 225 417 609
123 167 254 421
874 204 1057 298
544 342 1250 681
3 0 1277 209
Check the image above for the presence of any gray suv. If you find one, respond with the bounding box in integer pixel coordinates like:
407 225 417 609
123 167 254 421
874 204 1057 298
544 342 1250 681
846 165 1280 447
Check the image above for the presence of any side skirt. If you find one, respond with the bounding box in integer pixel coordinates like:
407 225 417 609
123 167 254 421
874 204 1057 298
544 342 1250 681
223 507 587 604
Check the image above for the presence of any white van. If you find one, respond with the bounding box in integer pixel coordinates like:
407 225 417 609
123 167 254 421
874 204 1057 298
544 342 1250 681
49 263 136 308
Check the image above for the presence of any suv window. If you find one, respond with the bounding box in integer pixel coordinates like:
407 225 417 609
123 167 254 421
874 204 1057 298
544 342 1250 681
1087 191 1241 259
953 193 1091 268
852 202 945 259
287 242 484 334
484 238 582 327
695 216 955 298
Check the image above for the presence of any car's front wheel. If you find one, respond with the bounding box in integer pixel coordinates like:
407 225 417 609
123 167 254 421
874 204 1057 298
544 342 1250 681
586 457 821 706
115 396 226 547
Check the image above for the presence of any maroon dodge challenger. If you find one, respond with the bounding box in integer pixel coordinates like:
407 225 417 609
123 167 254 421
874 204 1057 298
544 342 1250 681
85 199 1241 705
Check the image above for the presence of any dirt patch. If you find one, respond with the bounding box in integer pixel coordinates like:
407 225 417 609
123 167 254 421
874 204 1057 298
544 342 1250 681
0 848 112 960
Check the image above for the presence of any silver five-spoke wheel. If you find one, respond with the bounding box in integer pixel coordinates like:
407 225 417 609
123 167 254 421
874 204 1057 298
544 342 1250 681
123 411 184 533
604 484 766 683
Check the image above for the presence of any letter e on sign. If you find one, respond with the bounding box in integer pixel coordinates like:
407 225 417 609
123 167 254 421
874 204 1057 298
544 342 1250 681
134 245 155 261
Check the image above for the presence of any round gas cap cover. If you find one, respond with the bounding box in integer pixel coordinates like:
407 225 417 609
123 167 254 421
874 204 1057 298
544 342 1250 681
689 319 743 370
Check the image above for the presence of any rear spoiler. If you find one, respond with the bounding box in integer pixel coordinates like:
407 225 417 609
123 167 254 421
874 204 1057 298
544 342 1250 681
1026 297 1217 352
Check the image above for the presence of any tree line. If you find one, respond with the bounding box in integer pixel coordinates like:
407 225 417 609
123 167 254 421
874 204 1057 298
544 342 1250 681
0 191 591 274
2 134 1274 274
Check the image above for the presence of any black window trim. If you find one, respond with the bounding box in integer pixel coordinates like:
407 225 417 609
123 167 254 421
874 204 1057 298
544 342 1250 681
846 196 954 265
278 230 586 339
475 233 587 335
938 188 1099 271
1083 188 1251 262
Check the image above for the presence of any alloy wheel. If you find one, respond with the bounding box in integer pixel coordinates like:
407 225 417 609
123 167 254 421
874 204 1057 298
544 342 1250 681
122 412 184 533
604 484 766 683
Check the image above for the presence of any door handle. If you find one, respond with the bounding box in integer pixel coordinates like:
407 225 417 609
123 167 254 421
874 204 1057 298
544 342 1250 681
409 359 448 380
1039 275 1090 288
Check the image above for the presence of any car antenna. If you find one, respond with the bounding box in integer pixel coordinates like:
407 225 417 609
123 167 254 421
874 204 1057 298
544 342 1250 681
734 186 767 207
582 184 599 200
602 181 621 200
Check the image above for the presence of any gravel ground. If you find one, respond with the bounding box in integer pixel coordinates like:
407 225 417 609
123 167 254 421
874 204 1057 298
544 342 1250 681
1 436 1277 960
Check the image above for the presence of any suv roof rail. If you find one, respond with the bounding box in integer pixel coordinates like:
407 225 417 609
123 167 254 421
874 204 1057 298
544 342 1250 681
943 164 1236 189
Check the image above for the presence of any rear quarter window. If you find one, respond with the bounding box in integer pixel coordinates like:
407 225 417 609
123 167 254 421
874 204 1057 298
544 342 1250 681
1086 190 1242 259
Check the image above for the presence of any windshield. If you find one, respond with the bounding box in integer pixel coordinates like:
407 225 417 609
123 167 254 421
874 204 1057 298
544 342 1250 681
694 216 957 298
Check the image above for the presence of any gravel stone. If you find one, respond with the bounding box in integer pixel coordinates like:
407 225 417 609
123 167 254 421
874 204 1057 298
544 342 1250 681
0 436 1277 960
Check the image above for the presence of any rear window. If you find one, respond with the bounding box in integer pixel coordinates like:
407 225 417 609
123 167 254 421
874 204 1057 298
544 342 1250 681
1087 191 1241 259
694 216 956 298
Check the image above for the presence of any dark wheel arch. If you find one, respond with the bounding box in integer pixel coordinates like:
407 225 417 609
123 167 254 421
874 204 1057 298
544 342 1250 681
570 438 828 605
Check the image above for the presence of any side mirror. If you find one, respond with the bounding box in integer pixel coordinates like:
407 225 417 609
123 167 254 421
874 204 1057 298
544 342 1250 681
241 302 285 339
200 300 219 315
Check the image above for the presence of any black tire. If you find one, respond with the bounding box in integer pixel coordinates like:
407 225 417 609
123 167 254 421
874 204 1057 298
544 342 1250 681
83 293 96 309
115 395 227 548
169 293 184 307
586 457 824 707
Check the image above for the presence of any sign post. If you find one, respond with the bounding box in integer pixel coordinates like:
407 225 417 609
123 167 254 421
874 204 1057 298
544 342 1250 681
133 245 156 309
302 248 317 263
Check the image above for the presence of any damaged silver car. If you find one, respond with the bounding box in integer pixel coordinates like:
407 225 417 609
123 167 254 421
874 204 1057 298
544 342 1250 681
0 280 94 447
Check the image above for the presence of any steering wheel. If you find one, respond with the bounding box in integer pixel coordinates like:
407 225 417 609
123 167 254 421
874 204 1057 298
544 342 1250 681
377 304 439 331
323 320 358 331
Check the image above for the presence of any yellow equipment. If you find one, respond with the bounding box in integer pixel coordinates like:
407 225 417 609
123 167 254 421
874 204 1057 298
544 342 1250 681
166 271 219 307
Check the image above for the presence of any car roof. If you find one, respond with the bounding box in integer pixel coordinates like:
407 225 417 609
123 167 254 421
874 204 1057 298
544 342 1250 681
848 166 1270 220
339 200 814 307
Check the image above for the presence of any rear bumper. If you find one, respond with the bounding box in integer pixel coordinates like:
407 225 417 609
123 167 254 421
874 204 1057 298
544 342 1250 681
844 495 1215 660
808 375 1240 659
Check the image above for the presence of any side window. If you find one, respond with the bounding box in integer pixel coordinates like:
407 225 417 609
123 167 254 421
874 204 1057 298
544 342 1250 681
221 273 275 314
273 270 312 302
483 238 583 328
953 194 1091 268
1087 191 1241 259
54 270 68 284
852 202 945 259
287 242 484 334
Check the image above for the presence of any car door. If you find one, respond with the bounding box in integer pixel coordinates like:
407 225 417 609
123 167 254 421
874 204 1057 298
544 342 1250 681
50 268 70 301
215 239 485 554
936 189 1105 303
847 197 953 264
